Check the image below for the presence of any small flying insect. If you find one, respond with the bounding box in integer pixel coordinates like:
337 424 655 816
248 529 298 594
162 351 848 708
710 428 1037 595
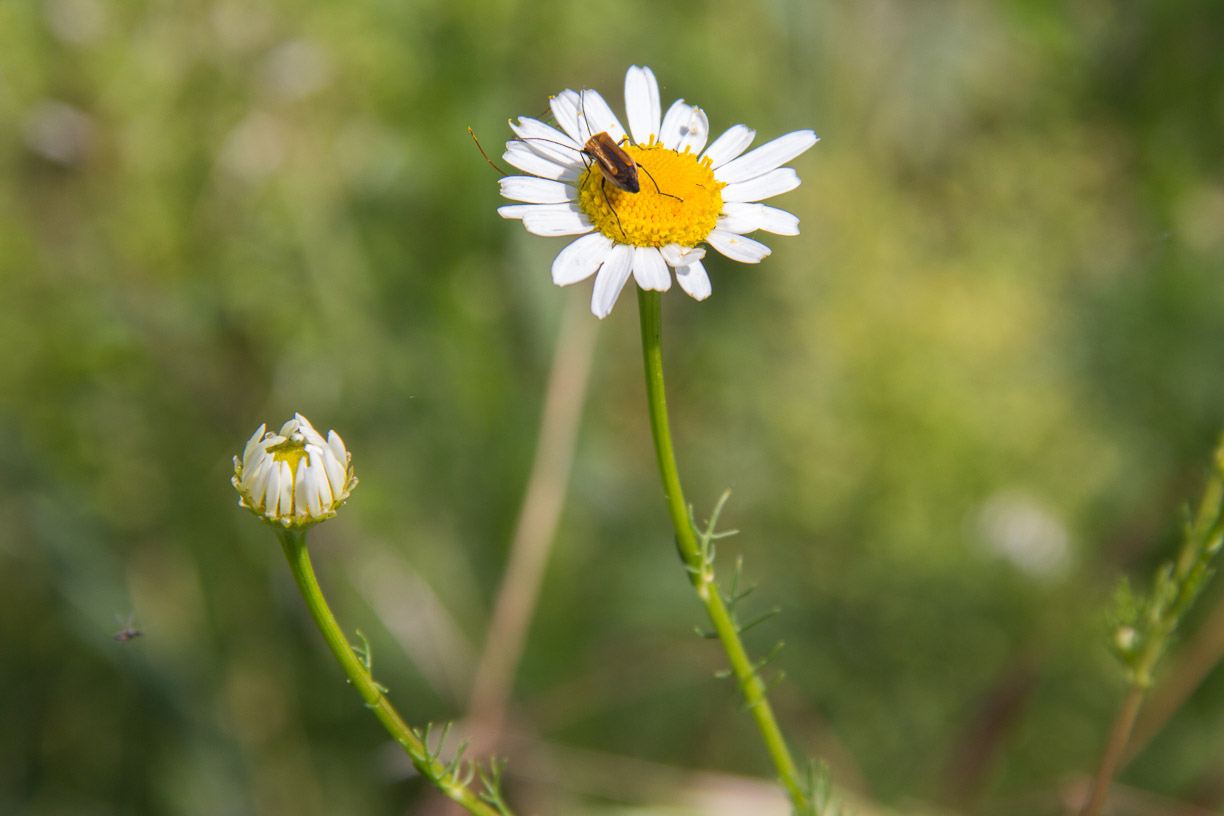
113 613 142 643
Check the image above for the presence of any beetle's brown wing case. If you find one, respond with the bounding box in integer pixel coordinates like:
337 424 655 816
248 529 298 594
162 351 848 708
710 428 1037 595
586 133 640 194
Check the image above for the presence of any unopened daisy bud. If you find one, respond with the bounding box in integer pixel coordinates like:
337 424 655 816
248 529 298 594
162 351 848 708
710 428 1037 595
232 413 357 529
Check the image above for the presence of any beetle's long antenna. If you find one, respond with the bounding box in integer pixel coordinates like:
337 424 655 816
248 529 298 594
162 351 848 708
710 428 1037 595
468 127 507 176
598 177 627 239
579 89 593 141
639 165 683 202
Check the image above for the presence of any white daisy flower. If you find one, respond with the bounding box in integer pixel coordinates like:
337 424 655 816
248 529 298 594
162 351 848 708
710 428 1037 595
232 413 357 529
497 65 818 319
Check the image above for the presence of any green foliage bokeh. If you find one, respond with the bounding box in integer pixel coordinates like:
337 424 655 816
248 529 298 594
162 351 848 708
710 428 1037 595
2 1 1224 814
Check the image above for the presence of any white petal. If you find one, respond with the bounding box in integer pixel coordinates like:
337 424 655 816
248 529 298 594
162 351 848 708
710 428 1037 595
702 125 756 169
715 203 764 235
241 448 266 485
308 449 333 510
550 89 585 143
322 452 345 500
248 455 274 509
260 433 285 452
715 130 818 184
590 243 634 319
242 424 266 466
659 99 692 149
707 229 772 263
624 65 661 146
263 461 282 516
676 259 712 300
278 461 295 517
718 202 801 235
575 88 626 144
326 429 345 454
497 204 537 220
674 107 709 155
295 456 317 517
521 203 594 237
509 117 583 166
324 434 348 496
753 205 800 235
295 414 326 447
660 243 707 267
503 141 579 181
510 117 579 146
552 232 615 285
273 460 293 517
499 176 575 204
721 168 801 202
326 430 347 467
295 458 313 518
632 246 671 292
510 124 583 170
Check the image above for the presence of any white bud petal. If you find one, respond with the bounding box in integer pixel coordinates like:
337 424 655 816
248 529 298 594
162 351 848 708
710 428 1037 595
233 413 356 529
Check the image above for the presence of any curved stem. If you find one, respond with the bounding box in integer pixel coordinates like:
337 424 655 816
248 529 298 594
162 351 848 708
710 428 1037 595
637 288 811 813
1080 685 1143 816
276 528 510 816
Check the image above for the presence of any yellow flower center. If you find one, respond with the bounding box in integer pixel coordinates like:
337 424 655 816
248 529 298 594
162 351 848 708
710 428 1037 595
268 436 309 477
578 139 725 247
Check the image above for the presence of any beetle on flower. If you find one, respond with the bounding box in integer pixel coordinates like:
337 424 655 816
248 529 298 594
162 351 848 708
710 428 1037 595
497 65 818 318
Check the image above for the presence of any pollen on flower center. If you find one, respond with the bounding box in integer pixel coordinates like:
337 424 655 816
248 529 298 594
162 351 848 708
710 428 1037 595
267 435 309 476
578 140 725 247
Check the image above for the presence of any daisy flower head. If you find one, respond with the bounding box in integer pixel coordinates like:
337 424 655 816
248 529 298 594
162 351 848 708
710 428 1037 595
497 65 818 319
232 413 357 529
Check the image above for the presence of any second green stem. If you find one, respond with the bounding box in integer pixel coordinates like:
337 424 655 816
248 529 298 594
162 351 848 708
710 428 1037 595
276 527 508 816
637 288 810 813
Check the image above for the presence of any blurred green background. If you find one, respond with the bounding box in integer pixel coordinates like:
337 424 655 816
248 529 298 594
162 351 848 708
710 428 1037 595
3 0 1224 814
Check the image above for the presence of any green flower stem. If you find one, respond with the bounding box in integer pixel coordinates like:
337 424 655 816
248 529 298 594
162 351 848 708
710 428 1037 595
637 288 810 813
276 528 509 816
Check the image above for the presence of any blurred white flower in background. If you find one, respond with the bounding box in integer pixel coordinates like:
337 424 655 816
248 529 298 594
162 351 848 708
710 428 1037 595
974 490 1071 581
